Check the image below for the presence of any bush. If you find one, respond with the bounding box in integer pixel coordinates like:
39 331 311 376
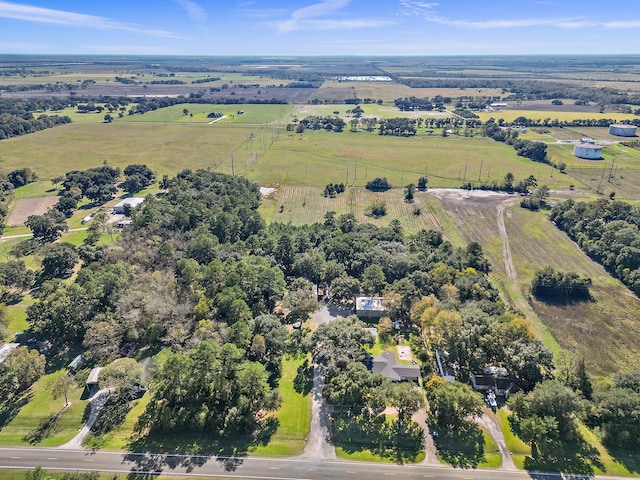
531 266 591 301
367 199 387 218
365 177 391 192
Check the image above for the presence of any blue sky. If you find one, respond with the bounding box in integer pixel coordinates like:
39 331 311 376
0 0 639 55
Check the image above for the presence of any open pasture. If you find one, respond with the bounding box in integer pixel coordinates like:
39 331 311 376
115 103 292 125
260 186 443 234
567 166 640 200
293 103 452 121
506 206 640 376
433 190 640 375
249 129 566 189
0 122 263 179
476 109 638 123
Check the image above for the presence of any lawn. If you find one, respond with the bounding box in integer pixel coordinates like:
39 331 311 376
496 409 531 469
99 355 311 456
253 355 312 456
0 369 88 447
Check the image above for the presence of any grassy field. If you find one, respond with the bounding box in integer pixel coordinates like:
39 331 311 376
476 109 639 123
250 129 566 189
260 187 443 233
504 206 640 375
0 369 87 447
98 355 311 456
252 355 312 456
293 103 452 121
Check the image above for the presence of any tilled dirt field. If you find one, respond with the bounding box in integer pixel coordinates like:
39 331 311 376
7 196 58 226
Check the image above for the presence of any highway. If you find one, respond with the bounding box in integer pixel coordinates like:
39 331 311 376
0 447 618 480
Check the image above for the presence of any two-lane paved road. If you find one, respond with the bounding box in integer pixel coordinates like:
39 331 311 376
0 447 620 480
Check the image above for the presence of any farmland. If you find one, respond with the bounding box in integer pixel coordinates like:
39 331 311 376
2 55 640 474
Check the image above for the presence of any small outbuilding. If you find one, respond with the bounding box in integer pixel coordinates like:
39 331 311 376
113 197 145 215
86 367 103 391
67 354 85 374
355 296 386 318
609 124 637 137
573 142 602 159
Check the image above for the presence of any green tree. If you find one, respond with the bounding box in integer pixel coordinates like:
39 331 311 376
48 373 75 407
283 278 319 323
323 362 385 410
330 274 361 304
6 346 45 390
417 176 428 190
388 381 424 425
100 358 143 399
25 209 68 243
40 242 79 278
311 316 374 372
508 380 582 456
426 381 483 430
362 264 387 296
404 183 415 202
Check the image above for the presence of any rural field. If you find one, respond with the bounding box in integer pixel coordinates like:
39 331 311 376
428 189 640 375
3 54 640 475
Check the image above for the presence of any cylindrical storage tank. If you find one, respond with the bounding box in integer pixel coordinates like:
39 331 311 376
573 144 603 159
609 124 637 137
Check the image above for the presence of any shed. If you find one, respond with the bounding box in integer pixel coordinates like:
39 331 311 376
355 296 386 318
0 343 19 365
113 197 145 215
86 367 103 388
68 354 85 373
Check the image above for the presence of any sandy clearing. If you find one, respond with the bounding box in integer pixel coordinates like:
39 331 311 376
8 196 59 226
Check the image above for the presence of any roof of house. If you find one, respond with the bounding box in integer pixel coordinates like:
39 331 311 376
369 351 420 382
355 296 385 312
114 197 145 209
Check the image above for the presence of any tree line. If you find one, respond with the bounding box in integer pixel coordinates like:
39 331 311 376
550 198 640 295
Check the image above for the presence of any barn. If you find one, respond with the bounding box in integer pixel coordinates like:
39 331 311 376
609 124 637 137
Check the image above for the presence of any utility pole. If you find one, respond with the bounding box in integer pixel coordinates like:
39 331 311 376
608 158 616 182
463 162 467 182
479 160 483 181
231 154 235 176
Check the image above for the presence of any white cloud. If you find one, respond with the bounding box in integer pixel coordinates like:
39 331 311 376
430 17 595 29
604 20 640 28
172 0 207 23
398 1 639 30
398 1 438 16
276 0 390 32
0 1 183 38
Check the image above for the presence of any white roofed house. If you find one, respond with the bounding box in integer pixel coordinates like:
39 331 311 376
355 296 387 318
113 197 145 215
